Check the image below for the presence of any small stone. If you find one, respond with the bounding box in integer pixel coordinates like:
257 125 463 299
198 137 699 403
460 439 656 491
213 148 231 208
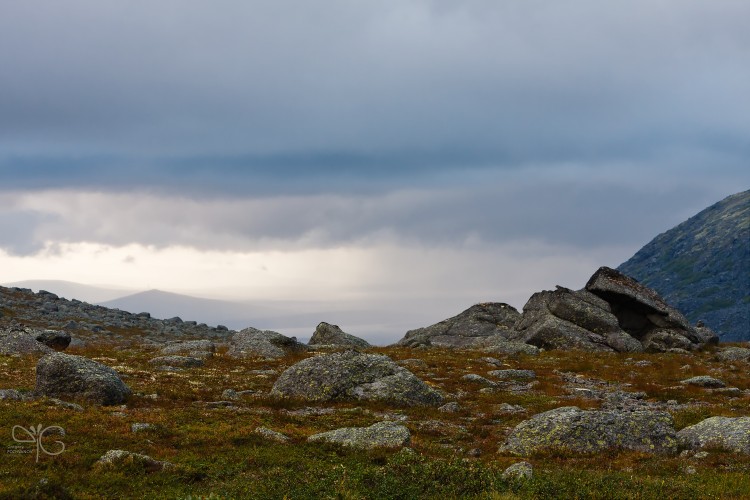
438 402 462 413
95 450 174 473
680 376 726 388
131 423 154 433
487 369 536 380
502 461 533 481
461 374 496 387
254 426 290 443
308 421 410 449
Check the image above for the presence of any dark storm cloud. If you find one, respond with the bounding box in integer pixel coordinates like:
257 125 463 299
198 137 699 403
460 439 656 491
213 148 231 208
1 0 749 173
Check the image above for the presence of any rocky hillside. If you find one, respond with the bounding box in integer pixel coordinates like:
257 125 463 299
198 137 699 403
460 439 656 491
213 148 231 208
618 190 749 342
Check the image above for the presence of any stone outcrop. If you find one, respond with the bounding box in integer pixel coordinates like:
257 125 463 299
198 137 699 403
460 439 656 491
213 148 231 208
308 322 370 349
510 267 718 353
677 416 750 454
35 352 131 405
227 328 308 359
270 350 443 407
585 267 718 351
397 303 521 348
500 406 678 455
307 421 410 449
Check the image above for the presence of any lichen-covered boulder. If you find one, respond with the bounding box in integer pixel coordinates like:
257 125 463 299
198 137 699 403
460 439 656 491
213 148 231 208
680 376 726 388
227 328 307 359
95 450 174 472
500 406 678 455
0 328 53 356
308 421 410 449
35 352 131 405
160 340 216 358
308 322 370 349
397 303 521 348
148 355 204 368
270 350 443 406
716 347 750 363
677 416 750 454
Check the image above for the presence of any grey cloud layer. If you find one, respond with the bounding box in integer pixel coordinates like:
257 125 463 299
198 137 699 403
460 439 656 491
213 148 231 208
1 0 748 165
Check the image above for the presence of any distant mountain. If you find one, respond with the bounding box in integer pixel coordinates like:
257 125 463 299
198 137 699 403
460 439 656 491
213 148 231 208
618 190 749 341
2 280 137 303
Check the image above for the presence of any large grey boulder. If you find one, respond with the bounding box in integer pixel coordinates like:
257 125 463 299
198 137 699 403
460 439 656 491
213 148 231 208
271 350 443 407
510 286 642 352
677 417 750 454
227 328 307 359
585 267 718 351
397 303 521 348
500 406 678 455
716 347 750 363
35 352 131 405
307 421 410 449
308 322 370 349
0 328 54 356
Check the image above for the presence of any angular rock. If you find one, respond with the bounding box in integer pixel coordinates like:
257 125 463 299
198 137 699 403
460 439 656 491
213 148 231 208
677 416 750 454
35 352 131 405
397 303 521 348
511 287 640 352
227 328 307 359
308 421 410 449
586 267 716 351
95 450 174 472
270 350 443 407
148 355 204 368
34 330 71 351
500 406 678 455
308 322 370 349
0 328 53 356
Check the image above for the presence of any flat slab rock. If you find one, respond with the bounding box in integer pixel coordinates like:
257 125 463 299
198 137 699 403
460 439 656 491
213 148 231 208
95 450 174 472
677 416 750 454
270 350 443 407
308 421 410 449
500 406 678 455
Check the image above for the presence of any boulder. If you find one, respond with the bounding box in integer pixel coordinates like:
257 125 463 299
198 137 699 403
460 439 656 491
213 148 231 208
307 421 410 449
227 328 307 359
35 352 131 405
680 376 726 388
270 350 443 407
254 427 291 444
677 416 750 454
95 450 174 472
585 267 717 351
716 347 750 363
500 406 678 455
308 322 370 349
148 355 204 368
0 328 53 356
160 340 216 358
510 287 642 352
397 303 521 348
34 330 71 351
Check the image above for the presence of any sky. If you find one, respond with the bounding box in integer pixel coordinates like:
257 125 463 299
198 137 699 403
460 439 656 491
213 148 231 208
1 1 748 342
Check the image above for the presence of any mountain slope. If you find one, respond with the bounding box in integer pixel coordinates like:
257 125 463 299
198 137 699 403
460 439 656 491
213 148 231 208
618 190 749 341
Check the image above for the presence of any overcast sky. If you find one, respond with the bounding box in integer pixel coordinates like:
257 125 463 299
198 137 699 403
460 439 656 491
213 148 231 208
1 1 748 342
